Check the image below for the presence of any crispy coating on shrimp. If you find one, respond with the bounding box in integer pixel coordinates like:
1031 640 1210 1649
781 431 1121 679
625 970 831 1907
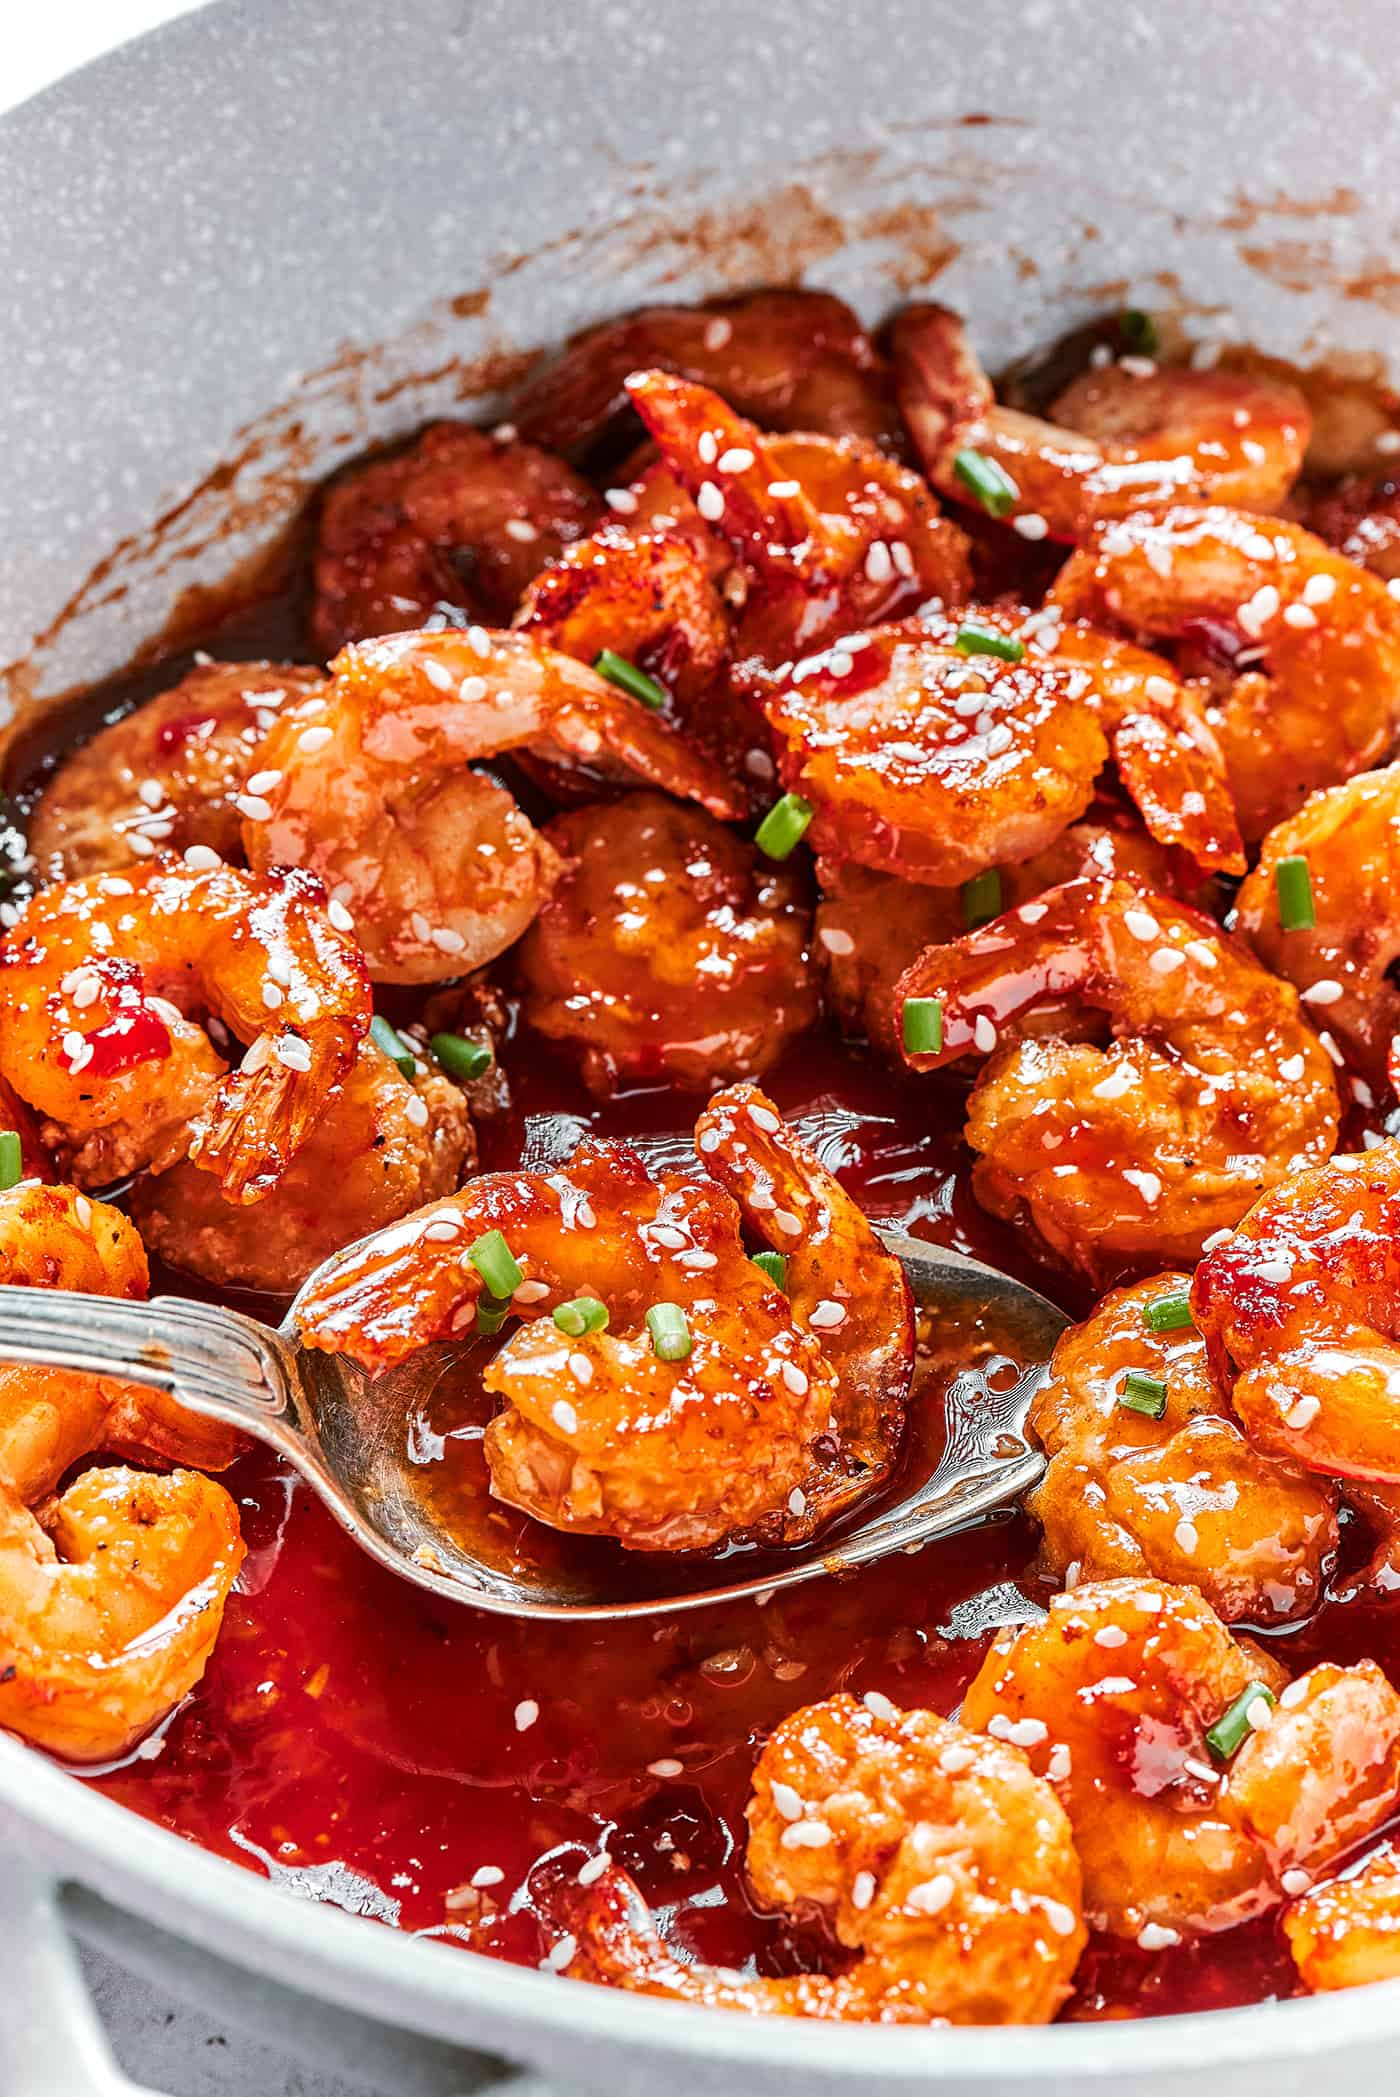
559 1692 1085 2023
897 876 1340 1283
1285 1845 1400 1992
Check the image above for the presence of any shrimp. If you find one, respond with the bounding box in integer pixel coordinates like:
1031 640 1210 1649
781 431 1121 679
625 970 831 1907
1191 1141 1400 1488
509 289 904 459
27 659 325 882
1309 472 1400 582
1232 762 1400 1094
1027 1273 1338 1624
294 1085 912 1548
556 1693 1086 2024
131 1036 473 1294
896 876 1340 1283
1052 505 1400 841
310 422 601 656
513 794 820 1095
0 861 370 1203
963 1579 1400 1939
1285 1845 1400 1992
893 302 1310 542
0 1182 242 1761
242 628 746 985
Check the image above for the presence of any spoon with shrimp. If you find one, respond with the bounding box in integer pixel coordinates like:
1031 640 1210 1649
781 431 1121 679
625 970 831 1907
0 1233 1064 1620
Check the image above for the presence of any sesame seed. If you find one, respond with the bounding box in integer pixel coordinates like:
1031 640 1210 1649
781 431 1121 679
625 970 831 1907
403 1093 429 1129
1301 979 1344 1006
262 983 284 1009
973 1014 997 1053
577 1852 609 1886
422 659 454 692
1123 908 1160 941
696 481 725 522
569 1352 593 1385
864 540 893 584
467 626 492 659
514 1699 539 1731
717 446 754 473
1302 573 1337 605
1285 1395 1320 1431
771 1782 805 1821
787 1487 807 1517
1013 512 1049 541
986 1713 1047 1747
246 769 282 794
471 1865 505 1888
273 1035 313 1073
1184 939 1218 969
1281 1868 1311 1897
1094 1625 1128 1648
1138 1923 1180 1950
296 724 334 755
430 926 467 954
782 1820 833 1850
818 926 855 957
542 1934 576 1973
1282 603 1318 630
851 1870 876 1910
907 1874 956 1915
327 898 354 932
862 1689 898 1720
703 316 733 352
604 487 638 514
767 479 801 498
647 1757 684 1779
1175 1517 1199 1554
458 675 488 704
1149 947 1184 976
513 1279 550 1303
552 1399 579 1434
504 518 538 542
697 431 718 465
1092 1067 1136 1099
235 794 273 823
808 1299 847 1329
423 1216 462 1241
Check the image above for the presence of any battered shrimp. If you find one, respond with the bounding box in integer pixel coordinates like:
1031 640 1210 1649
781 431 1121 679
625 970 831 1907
1052 505 1400 840
1192 1141 1400 1487
0 861 371 1201
963 1579 1400 1939
0 1182 242 1761
513 794 820 1094
242 628 746 984
509 289 904 458
1285 1846 1400 1992
131 1037 473 1294
559 1693 1085 2024
1233 762 1400 1093
893 302 1310 541
896 876 1340 1282
310 422 600 656
1028 1274 1338 1624
27 659 325 881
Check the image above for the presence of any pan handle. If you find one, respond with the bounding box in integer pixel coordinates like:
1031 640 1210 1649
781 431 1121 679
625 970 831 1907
0 1856 554 2097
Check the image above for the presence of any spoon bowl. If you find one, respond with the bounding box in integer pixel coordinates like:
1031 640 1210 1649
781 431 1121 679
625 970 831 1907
0 1229 1067 1619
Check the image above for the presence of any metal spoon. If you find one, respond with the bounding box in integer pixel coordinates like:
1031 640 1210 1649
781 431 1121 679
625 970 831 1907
0 1230 1066 1620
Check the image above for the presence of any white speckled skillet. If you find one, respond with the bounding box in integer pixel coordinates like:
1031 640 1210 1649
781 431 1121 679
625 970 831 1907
3 1 1400 2089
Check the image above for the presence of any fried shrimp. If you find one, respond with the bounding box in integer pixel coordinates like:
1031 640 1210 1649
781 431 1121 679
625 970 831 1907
558 1692 1086 2024
510 288 904 458
242 627 746 984
963 1579 1400 1940
514 794 819 1094
896 876 1340 1282
1027 1274 1338 1623
1285 1846 1400 1992
1052 505 1400 841
310 422 601 655
27 658 326 882
0 861 370 1202
0 1183 242 1761
893 302 1310 541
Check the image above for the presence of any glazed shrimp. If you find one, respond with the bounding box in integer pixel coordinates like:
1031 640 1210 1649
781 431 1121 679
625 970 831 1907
1052 505 1400 841
896 877 1340 1282
893 302 1310 542
310 422 601 656
557 1693 1086 2024
963 1579 1400 1940
242 627 746 984
509 288 904 458
1233 762 1400 1094
1028 1274 1338 1624
27 658 325 882
1285 1846 1400 1992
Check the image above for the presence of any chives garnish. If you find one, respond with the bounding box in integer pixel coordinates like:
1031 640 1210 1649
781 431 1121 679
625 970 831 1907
370 1013 416 1079
646 1302 692 1362
952 447 1019 518
751 1251 788 1290
961 868 1003 928
902 996 943 1056
430 1031 494 1082
0 1132 20 1191
594 649 667 711
553 1296 609 1338
469 1229 523 1300
1119 308 1159 356
475 1295 511 1336
1143 1292 1194 1333
954 621 1025 664
1206 1681 1277 1762
1119 1369 1168 1419
1275 855 1316 933
754 792 814 861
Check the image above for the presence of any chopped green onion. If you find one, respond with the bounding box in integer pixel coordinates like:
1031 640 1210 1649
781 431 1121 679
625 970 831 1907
751 1251 788 1290
1119 309 1159 356
954 621 1025 664
469 1229 523 1300
0 1132 21 1191
430 1031 494 1082
902 996 943 1056
475 1295 511 1336
593 649 667 711
1119 1369 1168 1419
1143 1292 1194 1333
754 792 814 861
646 1302 692 1362
1206 1681 1277 1762
952 447 1019 518
370 1013 416 1078
1275 854 1316 933
961 868 1003 928
553 1296 609 1338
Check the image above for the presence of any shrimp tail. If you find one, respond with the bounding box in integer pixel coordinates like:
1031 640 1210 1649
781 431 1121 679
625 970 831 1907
889 301 995 471
189 1019 360 1204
